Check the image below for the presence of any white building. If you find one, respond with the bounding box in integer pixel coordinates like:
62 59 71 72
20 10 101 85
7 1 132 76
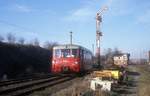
113 53 130 67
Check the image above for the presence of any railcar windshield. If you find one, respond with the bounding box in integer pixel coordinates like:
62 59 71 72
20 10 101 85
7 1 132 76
54 49 79 58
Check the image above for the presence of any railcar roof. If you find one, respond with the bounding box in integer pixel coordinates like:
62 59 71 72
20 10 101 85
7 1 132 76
53 44 81 49
53 44 92 54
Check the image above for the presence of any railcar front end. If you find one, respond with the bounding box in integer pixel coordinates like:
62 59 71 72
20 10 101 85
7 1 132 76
52 45 80 73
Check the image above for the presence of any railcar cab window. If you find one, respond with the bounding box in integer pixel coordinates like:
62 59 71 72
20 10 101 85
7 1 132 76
62 49 70 57
54 49 78 58
62 49 78 58
72 49 79 57
54 49 61 58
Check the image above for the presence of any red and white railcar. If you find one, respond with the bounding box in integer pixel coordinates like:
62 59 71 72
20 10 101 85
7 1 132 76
52 44 93 73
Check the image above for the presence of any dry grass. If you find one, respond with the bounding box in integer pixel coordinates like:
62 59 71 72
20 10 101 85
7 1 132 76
51 75 111 96
30 74 111 96
136 65 150 96
51 80 90 96
29 77 80 96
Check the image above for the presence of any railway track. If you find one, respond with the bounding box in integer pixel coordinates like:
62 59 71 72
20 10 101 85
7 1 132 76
0 74 75 96
0 74 55 87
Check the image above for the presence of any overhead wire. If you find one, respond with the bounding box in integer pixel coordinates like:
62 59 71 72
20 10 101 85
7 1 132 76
0 19 37 34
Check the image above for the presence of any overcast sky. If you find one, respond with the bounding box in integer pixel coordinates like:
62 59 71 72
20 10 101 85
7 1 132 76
0 0 150 59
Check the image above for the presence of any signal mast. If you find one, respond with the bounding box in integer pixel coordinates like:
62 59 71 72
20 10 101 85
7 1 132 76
96 6 108 67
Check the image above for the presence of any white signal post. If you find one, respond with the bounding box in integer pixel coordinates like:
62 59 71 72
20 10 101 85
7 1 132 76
96 6 108 67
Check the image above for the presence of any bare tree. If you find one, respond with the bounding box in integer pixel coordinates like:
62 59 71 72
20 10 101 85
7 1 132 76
7 33 16 44
104 48 113 64
104 48 122 64
113 47 122 56
18 37 25 45
44 41 58 51
0 35 4 42
33 38 39 46
105 48 113 58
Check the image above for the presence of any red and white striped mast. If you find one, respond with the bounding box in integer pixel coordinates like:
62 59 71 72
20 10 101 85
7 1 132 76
96 6 108 67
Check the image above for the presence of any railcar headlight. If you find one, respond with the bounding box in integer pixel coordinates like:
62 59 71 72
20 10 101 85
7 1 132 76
74 61 78 64
52 60 58 64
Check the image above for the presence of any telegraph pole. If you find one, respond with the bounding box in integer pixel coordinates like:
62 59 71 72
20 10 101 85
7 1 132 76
70 31 73 45
92 44 94 55
148 51 150 64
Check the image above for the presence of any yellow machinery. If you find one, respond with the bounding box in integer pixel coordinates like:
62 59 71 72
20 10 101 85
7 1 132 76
93 70 120 80
91 70 120 91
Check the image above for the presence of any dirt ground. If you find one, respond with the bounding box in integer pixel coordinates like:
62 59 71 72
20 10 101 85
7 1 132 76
136 64 150 96
112 64 150 96
29 64 150 96
111 64 140 96
29 74 110 96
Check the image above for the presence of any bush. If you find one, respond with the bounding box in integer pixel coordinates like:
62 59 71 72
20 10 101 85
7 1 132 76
0 42 52 79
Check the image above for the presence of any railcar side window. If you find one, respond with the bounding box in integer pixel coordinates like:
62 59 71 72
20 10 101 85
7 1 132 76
80 49 83 57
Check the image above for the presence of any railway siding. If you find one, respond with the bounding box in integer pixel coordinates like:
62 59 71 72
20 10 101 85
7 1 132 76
0 74 75 96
